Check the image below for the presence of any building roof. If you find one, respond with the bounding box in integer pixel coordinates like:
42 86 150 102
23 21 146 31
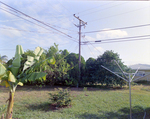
129 64 150 70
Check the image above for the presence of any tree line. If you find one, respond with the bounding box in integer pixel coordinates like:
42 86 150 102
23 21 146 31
6 43 131 87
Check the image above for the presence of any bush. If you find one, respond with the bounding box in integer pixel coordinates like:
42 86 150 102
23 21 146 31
49 88 72 107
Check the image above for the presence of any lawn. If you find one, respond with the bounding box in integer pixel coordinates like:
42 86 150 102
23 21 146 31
0 85 150 119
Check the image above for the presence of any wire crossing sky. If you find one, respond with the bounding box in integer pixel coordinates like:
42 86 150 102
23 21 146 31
0 0 150 66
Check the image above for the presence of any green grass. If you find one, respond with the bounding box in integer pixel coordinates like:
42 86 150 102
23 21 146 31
0 85 150 119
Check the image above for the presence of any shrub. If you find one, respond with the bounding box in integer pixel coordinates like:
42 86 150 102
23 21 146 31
49 88 72 107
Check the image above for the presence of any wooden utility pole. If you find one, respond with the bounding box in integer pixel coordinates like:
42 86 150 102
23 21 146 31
73 14 87 87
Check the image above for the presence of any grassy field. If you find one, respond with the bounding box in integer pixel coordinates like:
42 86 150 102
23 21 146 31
0 85 150 119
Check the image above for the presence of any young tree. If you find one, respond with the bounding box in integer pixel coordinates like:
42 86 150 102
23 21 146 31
0 45 55 119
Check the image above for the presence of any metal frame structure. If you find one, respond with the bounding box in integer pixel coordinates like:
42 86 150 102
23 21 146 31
101 60 150 119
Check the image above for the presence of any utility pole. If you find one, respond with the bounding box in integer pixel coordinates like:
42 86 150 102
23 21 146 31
74 14 87 87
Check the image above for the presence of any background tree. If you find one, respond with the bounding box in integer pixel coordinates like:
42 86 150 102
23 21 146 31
83 50 129 87
65 53 85 86
84 57 96 85
98 50 129 87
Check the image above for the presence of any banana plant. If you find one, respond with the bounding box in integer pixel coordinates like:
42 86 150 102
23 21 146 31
0 45 55 119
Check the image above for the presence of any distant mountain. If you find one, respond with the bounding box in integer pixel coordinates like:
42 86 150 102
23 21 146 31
129 64 150 70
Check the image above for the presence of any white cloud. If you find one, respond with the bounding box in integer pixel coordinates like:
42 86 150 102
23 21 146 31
52 4 62 13
84 35 96 41
96 29 128 40
0 26 22 38
28 34 69 48
94 46 104 53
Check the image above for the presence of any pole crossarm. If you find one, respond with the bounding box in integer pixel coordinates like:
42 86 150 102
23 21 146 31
101 65 128 82
73 14 87 26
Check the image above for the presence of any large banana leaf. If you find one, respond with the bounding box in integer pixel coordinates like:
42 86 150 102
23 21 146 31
20 72 47 82
0 80 10 87
8 71 16 83
0 63 8 87
11 45 24 76
0 63 6 77
23 56 35 71
23 46 43 72
34 47 43 56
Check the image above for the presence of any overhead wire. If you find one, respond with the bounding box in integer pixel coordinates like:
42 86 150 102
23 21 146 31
0 1 74 39
83 34 150 43
33 0 77 33
0 26 77 35
45 0 75 27
0 26 54 33
83 24 150 34
82 37 96 58
81 2 127 17
83 37 103 56
82 37 150 45
75 1 114 15
0 6 78 43
88 5 150 23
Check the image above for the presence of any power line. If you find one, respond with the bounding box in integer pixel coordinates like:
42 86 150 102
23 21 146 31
0 19 22 22
28 1 77 33
82 37 96 58
82 37 150 45
88 5 150 23
81 2 127 17
0 26 77 35
83 34 150 43
0 1 73 38
75 1 114 15
0 7 78 43
0 26 54 33
83 24 150 34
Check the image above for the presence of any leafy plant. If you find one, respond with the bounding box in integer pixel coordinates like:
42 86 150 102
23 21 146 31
0 104 7 119
0 45 55 119
49 88 72 107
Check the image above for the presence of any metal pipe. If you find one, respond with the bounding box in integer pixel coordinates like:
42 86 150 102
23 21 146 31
129 74 132 119
101 65 128 82
114 60 128 79
131 67 140 81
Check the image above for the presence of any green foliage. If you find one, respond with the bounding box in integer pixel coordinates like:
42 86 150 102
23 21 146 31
83 50 129 87
65 53 85 86
49 88 72 107
44 44 71 85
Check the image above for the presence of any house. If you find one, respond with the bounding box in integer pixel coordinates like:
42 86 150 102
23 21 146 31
129 64 150 81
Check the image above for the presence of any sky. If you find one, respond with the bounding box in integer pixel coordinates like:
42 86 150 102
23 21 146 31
0 0 150 66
